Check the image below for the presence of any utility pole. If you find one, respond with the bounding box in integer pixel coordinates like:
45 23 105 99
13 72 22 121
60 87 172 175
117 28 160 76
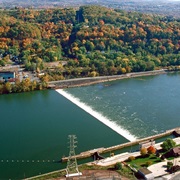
66 135 82 177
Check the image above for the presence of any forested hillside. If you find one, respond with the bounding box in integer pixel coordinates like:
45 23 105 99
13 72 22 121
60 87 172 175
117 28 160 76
0 6 180 80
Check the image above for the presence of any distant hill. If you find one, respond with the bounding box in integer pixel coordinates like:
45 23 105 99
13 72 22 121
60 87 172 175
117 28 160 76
0 0 180 18
0 6 180 80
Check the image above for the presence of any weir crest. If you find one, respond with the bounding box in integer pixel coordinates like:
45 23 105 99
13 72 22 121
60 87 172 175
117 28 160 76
56 89 137 142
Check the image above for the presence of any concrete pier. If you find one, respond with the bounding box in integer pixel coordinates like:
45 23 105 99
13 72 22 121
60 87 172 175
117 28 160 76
61 127 180 162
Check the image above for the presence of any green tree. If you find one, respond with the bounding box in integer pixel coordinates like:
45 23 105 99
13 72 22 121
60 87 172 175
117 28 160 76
160 138 176 151
115 162 122 170
167 161 173 171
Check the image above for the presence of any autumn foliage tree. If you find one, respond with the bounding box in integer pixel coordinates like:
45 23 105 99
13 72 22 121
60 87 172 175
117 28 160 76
0 5 180 81
140 147 148 157
147 146 156 155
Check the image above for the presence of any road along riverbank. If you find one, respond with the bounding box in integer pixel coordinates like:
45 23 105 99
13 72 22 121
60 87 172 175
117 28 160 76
48 69 167 89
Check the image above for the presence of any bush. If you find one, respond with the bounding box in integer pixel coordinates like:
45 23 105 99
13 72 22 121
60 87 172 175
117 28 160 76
146 161 152 167
128 156 135 162
115 162 123 170
140 147 148 157
167 161 173 170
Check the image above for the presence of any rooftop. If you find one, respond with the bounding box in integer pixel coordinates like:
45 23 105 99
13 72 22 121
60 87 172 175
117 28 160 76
173 147 180 154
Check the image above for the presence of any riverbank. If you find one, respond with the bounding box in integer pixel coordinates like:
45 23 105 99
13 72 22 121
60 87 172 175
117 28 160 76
25 135 180 180
0 69 172 95
61 128 180 162
48 69 167 89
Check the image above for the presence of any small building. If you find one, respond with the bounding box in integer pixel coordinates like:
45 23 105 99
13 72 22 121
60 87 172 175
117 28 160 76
138 167 154 180
0 71 16 82
169 147 180 157
139 139 155 149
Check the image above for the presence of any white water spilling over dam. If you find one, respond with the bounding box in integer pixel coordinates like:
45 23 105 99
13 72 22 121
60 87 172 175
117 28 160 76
56 89 137 142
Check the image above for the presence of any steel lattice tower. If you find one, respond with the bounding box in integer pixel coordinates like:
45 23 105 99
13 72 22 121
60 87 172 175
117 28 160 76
66 135 80 176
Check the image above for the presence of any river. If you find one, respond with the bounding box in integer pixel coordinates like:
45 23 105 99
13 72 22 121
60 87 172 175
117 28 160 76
63 72 180 139
0 72 180 179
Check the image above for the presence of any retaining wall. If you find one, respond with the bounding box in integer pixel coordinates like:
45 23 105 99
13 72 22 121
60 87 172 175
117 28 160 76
48 70 167 89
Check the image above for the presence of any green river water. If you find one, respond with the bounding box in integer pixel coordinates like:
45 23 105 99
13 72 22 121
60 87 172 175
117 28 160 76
0 89 127 179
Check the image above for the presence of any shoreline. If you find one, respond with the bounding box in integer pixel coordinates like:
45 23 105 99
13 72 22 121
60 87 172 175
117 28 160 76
26 131 180 180
48 69 168 89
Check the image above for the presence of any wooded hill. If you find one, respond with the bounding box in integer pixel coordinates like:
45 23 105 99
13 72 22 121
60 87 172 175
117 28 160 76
0 6 180 80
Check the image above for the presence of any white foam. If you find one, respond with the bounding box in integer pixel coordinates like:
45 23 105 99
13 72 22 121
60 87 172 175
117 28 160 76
56 89 137 142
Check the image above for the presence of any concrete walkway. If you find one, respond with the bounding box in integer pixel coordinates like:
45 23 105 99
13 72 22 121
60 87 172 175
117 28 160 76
148 157 180 178
148 161 169 177
89 138 180 167
92 152 140 166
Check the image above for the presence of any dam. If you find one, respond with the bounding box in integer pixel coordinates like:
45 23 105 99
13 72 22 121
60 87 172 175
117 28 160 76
48 70 167 89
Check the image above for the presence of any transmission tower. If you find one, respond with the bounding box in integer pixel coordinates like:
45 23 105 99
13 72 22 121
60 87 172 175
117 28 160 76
66 135 82 177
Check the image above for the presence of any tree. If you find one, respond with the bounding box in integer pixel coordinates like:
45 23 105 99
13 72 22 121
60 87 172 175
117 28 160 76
89 71 98 77
167 161 173 171
160 138 176 151
140 147 148 157
3 82 12 93
115 162 122 170
128 156 135 162
30 80 37 91
85 41 94 51
147 146 156 155
21 78 31 92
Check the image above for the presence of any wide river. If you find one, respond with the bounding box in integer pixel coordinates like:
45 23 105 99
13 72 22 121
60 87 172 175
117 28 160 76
0 73 180 179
